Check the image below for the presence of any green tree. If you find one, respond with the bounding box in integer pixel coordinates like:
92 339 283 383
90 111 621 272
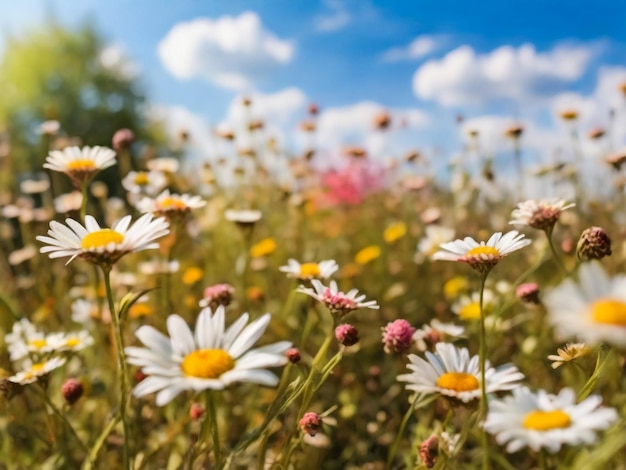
0 19 159 172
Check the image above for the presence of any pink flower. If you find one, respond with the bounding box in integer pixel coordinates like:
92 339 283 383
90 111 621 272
382 319 415 354
319 160 385 206
299 412 322 436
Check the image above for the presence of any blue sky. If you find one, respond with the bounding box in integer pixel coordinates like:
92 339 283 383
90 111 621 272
2 0 626 179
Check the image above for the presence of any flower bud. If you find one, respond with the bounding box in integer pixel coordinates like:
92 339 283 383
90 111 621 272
190 402 205 420
516 282 540 304
381 319 415 354
286 348 301 364
299 412 322 436
335 324 359 347
420 435 439 468
577 227 612 260
112 128 135 151
62 378 84 405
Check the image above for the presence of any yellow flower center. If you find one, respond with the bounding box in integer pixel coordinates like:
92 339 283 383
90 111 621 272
299 263 321 277
436 372 479 392
591 299 626 326
158 197 187 211
134 173 149 185
181 349 235 379
459 302 482 320
29 339 47 349
523 410 572 431
81 229 125 249
67 159 96 171
65 338 80 348
465 246 500 257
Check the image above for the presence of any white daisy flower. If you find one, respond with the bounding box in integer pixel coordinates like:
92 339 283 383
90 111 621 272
122 170 167 196
451 290 495 321
50 330 95 352
509 199 575 231
8 357 67 385
297 280 379 316
484 387 618 453
136 189 205 218
397 343 523 403
146 157 180 174
433 231 531 274
415 225 455 263
544 261 626 347
37 213 169 266
5 319 46 361
225 209 262 226
413 319 465 352
44 146 116 183
279 259 339 280
125 306 291 406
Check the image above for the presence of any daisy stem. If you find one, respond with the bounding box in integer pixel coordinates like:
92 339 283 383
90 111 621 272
37 384 88 455
539 449 548 470
478 272 491 470
79 180 88 223
545 227 567 276
385 392 419 470
206 390 222 467
102 266 131 470
82 414 121 470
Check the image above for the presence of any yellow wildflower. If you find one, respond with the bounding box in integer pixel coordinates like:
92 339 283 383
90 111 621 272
355 245 381 265
182 267 204 285
384 222 407 244
250 238 277 258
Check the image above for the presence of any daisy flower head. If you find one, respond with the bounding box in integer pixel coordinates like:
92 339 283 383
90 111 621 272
225 209 262 227
122 170 167 196
415 225 455 263
9 357 66 385
413 319 465 352
509 199 575 232
545 261 626 347
279 259 339 280
37 213 169 268
44 146 116 185
452 289 495 321
433 231 531 275
382 319 415 354
547 343 591 369
199 283 236 309
297 280 379 317
137 189 205 221
125 306 291 406
51 330 95 353
397 342 523 403
484 387 618 453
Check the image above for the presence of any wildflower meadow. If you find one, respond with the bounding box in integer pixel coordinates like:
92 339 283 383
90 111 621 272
2 3 626 469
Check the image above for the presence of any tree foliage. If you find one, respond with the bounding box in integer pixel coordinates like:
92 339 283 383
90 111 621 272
0 19 156 170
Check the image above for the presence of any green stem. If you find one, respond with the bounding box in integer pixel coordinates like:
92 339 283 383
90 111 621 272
478 273 491 470
38 386 88 455
539 449 548 470
81 414 121 470
80 180 89 222
206 391 222 467
102 267 131 470
386 393 420 470
545 228 567 276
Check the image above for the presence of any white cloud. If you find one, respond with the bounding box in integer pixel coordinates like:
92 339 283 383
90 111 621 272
413 43 595 107
158 12 294 90
314 0 351 32
313 101 429 158
381 35 441 62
